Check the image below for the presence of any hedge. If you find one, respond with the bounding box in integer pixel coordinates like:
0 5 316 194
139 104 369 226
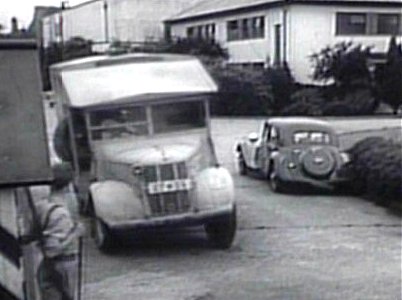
346 137 402 207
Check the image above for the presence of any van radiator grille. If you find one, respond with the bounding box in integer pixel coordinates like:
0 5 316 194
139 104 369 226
143 163 191 216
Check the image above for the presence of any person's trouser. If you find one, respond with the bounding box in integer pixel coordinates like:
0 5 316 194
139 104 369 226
37 255 78 300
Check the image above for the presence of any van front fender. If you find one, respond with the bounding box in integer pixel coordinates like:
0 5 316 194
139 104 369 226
89 180 144 224
195 167 235 211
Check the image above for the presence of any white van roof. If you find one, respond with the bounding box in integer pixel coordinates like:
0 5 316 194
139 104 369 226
60 54 218 108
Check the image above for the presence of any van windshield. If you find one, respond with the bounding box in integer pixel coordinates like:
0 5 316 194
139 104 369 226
89 106 148 140
88 100 206 140
152 101 206 134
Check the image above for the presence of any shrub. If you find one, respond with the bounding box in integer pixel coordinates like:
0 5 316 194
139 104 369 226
310 42 371 89
41 36 94 91
209 66 270 116
321 101 355 116
306 42 377 116
373 36 402 114
281 88 322 116
346 137 402 204
263 63 295 114
321 88 378 116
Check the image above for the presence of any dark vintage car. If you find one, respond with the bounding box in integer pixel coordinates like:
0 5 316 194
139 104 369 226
235 117 350 192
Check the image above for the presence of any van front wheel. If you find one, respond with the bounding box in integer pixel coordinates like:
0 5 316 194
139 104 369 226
93 217 113 252
205 206 237 249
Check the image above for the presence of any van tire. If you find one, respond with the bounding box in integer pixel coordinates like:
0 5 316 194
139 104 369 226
205 206 237 249
93 217 114 253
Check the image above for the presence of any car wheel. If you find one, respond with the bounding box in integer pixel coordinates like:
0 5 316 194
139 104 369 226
237 152 248 176
93 217 113 252
205 206 237 249
269 170 285 193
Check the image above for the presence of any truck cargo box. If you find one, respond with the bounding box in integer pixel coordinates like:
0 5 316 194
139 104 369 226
0 40 52 186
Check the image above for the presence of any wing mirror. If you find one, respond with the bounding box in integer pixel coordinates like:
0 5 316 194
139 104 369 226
268 144 278 151
248 132 259 143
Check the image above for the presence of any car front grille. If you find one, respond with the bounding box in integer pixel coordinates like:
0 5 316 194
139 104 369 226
142 163 192 216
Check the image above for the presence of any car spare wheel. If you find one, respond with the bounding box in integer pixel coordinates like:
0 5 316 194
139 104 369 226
301 147 335 179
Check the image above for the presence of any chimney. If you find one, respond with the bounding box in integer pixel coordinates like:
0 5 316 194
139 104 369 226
11 17 18 34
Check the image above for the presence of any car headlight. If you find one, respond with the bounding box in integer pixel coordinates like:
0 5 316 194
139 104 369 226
340 152 350 164
288 162 297 169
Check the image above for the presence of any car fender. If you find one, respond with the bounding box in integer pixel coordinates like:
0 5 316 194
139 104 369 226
195 167 235 211
89 180 144 224
270 153 292 180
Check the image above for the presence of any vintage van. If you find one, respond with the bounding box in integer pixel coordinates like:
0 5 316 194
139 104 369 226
51 53 236 251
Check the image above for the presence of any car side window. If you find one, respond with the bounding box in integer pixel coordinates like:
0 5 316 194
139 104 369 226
270 126 279 143
262 124 270 142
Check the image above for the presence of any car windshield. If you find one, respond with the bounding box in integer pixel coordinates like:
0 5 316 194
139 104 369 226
293 131 331 145
88 100 206 140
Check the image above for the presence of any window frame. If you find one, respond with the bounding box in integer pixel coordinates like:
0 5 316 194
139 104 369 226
336 12 402 36
227 16 265 41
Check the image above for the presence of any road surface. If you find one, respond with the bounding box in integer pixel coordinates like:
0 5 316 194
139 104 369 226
64 116 401 300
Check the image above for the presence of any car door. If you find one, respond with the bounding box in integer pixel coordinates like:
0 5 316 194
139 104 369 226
261 125 280 177
256 123 270 172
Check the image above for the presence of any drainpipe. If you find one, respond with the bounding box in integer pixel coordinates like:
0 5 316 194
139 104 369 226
282 8 288 64
103 0 109 43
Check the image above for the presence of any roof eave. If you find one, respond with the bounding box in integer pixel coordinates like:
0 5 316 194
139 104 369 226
77 92 217 110
166 0 402 24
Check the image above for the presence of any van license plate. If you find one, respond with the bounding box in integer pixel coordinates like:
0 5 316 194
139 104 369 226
148 179 192 195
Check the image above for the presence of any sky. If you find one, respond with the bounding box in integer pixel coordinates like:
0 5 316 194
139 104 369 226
0 0 87 32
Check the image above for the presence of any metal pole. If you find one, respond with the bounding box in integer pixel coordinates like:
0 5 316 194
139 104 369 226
77 236 83 300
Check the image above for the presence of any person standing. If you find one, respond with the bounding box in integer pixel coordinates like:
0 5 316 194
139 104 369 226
35 199 83 300
22 163 84 300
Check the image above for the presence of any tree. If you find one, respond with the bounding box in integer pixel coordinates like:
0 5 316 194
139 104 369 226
374 36 402 114
310 42 371 91
263 62 295 114
41 37 94 90
307 42 378 116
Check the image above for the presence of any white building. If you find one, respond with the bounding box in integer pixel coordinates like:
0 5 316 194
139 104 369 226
41 0 201 48
166 0 402 83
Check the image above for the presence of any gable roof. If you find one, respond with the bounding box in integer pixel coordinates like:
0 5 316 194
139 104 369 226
167 0 402 23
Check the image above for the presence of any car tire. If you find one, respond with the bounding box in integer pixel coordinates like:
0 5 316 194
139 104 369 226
237 152 248 176
93 217 114 253
205 206 237 249
269 169 285 193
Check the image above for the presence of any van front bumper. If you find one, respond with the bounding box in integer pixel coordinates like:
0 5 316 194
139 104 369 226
105 204 235 231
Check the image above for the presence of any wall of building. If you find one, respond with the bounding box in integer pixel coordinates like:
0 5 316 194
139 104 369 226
42 0 104 47
287 4 402 83
170 3 401 84
170 8 284 66
108 0 200 43
42 0 201 47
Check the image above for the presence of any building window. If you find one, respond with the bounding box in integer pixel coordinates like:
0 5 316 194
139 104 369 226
227 20 240 41
186 27 194 39
186 23 216 40
336 12 402 35
377 14 401 35
336 13 367 35
252 16 265 38
227 16 265 41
